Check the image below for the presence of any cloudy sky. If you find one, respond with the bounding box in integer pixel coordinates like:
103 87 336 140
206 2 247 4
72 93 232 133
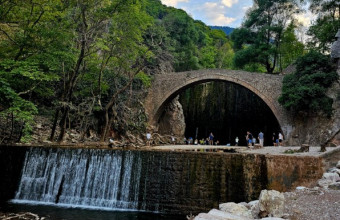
161 0 253 27
161 0 313 28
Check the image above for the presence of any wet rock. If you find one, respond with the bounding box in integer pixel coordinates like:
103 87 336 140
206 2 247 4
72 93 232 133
258 190 285 218
219 202 253 219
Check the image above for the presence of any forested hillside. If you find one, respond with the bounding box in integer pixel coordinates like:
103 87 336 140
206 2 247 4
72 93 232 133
0 0 233 143
0 0 338 144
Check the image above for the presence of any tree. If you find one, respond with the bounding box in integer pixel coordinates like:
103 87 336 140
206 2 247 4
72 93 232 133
0 0 70 142
278 22 304 71
278 51 338 117
306 0 340 52
231 0 300 73
99 1 152 141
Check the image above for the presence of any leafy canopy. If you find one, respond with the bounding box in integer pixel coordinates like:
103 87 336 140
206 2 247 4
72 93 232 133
278 51 338 117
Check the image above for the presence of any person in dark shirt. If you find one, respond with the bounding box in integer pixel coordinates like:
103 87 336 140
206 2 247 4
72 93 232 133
209 132 214 145
272 133 278 146
246 131 253 147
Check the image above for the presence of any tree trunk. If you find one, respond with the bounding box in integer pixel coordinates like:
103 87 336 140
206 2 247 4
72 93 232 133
57 107 69 142
56 3 87 142
100 66 144 141
49 109 60 141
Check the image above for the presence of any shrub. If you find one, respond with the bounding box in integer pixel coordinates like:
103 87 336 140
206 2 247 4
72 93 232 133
278 51 338 117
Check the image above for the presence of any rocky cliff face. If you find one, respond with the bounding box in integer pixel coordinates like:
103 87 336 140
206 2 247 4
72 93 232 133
157 96 186 137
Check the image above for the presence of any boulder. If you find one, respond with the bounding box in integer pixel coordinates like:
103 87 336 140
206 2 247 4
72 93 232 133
336 161 340 169
248 200 260 219
322 172 340 182
157 96 186 137
209 209 251 220
194 213 225 220
260 218 285 220
317 179 334 189
296 186 306 191
328 168 340 176
194 209 253 220
219 202 253 219
258 190 285 218
239 202 249 208
328 182 340 190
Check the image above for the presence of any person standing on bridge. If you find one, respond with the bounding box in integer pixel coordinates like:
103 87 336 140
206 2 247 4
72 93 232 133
258 131 264 147
209 132 214 145
272 133 278 146
278 132 284 146
246 131 253 148
146 132 152 146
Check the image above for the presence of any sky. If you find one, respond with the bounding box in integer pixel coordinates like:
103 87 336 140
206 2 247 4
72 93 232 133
160 0 314 29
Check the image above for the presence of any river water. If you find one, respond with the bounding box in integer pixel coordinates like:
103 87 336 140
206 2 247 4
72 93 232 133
2 202 184 219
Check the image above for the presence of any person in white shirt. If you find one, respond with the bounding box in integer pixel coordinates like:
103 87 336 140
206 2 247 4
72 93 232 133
278 132 283 146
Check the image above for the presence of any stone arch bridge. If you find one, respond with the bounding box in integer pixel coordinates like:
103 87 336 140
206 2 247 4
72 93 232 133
145 69 294 139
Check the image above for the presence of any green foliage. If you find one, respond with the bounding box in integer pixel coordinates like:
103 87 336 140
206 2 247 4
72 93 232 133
306 0 340 52
231 0 300 73
0 0 236 142
143 3 234 72
0 80 38 142
279 51 338 117
279 22 305 70
135 72 152 88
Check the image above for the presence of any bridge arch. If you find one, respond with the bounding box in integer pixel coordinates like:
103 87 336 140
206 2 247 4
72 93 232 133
145 69 292 137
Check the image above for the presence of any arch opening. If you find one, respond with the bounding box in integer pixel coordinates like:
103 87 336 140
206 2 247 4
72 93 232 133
155 80 282 146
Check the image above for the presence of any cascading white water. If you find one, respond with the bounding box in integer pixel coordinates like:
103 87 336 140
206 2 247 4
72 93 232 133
12 147 142 210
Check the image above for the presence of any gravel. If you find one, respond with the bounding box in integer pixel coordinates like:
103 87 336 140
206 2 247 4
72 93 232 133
284 188 340 220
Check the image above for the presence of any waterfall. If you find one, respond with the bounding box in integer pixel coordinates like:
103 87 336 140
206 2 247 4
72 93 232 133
12 147 142 210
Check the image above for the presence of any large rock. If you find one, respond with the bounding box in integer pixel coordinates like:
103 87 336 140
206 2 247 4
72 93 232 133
317 179 334 189
260 218 285 220
328 167 340 176
248 200 260 219
322 172 340 182
336 161 340 169
194 209 253 220
258 190 285 218
219 202 253 219
157 96 185 137
328 182 340 190
194 213 226 220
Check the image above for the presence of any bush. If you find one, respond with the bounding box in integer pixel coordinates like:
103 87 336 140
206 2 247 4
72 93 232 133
278 51 338 117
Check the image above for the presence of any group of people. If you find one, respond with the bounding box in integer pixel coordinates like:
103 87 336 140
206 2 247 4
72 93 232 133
272 132 284 146
184 132 219 145
245 131 264 147
244 131 283 147
146 130 284 147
